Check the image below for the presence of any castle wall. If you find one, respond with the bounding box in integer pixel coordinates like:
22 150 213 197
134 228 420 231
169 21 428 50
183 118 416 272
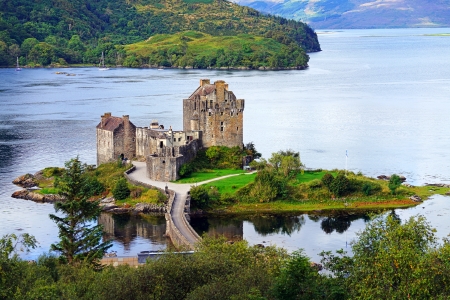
97 129 114 165
183 80 244 149
146 139 202 182
136 127 150 158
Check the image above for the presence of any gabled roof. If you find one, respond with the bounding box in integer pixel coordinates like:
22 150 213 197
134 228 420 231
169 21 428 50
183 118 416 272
188 84 216 100
96 116 124 131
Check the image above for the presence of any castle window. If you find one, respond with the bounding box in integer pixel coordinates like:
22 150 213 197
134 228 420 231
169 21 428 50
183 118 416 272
194 102 196 110
220 112 223 116
231 112 233 116
237 127 239 131
160 141 163 148
220 122 224 125
210 100 213 106
221 126 224 132
162 160 165 164
209 111 211 116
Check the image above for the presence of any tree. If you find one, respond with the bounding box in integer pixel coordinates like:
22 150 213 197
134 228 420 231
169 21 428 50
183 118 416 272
388 174 402 194
269 149 304 177
112 177 130 200
322 214 440 299
50 157 112 266
329 172 350 197
272 250 321 300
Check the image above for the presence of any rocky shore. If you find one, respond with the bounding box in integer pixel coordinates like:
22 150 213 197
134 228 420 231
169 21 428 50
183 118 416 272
11 172 166 214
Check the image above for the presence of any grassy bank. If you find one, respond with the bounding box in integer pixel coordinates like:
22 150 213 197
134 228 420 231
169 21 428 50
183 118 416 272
189 169 450 213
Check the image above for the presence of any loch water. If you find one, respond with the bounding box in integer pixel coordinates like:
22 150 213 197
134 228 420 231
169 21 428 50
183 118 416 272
1 28 450 261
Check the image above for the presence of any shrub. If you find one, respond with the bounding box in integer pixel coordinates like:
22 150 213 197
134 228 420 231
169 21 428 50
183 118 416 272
179 163 194 178
307 179 323 189
330 173 350 197
190 185 210 209
321 173 334 190
82 176 105 197
388 174 402 195
112 178 130 200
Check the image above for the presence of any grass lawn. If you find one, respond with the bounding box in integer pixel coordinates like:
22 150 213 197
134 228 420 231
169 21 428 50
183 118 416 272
294 170 338 184
204 173 257 195
174 169 245 183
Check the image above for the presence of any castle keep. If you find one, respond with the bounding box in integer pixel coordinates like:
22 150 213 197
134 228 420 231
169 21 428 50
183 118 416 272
96 79 244 181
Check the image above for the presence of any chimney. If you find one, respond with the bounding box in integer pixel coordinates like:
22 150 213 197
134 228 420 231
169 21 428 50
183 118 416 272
200 79 210 86
123 115 129 123
101 112 111 128
214 80 225 102
224 83 228 91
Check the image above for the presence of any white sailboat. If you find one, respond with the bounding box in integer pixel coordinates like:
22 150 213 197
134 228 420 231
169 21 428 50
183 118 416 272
99 52 109 71
15 57 21 71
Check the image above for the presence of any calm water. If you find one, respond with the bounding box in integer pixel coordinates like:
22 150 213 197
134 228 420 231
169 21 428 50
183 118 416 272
1 28 449 260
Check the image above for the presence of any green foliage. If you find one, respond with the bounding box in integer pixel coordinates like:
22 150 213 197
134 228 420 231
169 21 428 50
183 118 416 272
268 149 304 178
50 157 112 266
272 250 322 299
329 173 350 197
179 162 194 178
81 176 105 198
190 185 220 208
112 177 131 200
389 174 402 194
0 0 319 67
42 167 64 178
321 173 334 189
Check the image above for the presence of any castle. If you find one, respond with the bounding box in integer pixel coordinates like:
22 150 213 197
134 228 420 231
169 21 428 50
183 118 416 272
96 79 245 181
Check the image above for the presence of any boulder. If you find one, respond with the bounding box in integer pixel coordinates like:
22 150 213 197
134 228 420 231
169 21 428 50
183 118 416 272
101 203 118 211
100 197 115 204
409 195 422 202
11 189 63 203
12 174 37 188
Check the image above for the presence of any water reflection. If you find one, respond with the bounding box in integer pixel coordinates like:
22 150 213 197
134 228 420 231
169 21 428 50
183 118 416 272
99 213 171 252
249 215 305 236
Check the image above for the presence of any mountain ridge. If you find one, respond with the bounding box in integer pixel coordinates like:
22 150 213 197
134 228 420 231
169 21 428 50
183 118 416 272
234 0 450 29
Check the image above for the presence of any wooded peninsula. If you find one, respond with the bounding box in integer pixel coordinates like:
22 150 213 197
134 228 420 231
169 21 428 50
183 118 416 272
0 0 320 69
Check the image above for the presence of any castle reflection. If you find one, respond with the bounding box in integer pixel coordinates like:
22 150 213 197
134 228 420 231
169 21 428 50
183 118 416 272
99 213 171 251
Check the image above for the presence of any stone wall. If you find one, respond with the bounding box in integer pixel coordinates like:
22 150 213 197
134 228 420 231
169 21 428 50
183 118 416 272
136 127 150 158
183 79 244 149
146 139 202 182
96 129 114 165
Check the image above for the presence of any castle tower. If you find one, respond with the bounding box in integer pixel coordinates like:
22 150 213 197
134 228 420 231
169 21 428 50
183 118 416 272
96 113 136 165
183 79 244 148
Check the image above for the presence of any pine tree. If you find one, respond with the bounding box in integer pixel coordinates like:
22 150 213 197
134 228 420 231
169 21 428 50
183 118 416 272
49 157 111 266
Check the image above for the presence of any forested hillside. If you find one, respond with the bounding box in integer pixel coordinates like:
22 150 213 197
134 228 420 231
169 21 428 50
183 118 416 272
0 0 320 68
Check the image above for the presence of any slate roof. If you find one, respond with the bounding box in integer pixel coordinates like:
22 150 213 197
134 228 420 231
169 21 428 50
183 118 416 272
188 84 216 100
96 116 128 131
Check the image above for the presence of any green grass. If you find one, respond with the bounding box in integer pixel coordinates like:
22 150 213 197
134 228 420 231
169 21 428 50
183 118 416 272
294 170 337 184
204 173 257 195
183 0 214 3
174 169 245 183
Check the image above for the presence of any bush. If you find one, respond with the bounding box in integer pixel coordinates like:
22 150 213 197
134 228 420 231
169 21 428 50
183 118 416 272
179 163 194 178
330 173 350 197
112 178 130 200
388 174 402 195
82 176 105 197
321 173 334 190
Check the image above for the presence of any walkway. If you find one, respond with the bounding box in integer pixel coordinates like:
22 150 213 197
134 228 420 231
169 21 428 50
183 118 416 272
127 161 254 248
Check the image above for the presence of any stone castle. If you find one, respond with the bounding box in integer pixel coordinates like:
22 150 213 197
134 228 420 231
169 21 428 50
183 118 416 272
96 79 244 181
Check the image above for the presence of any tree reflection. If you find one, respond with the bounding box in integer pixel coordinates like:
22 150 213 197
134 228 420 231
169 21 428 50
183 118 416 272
320 214 368 234
251 215 305 236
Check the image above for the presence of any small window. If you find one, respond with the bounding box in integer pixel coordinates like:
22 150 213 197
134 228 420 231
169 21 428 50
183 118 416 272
231 112 233 116
220 127 224 132
208 111 211 116
237 127 239 131
160 141 163 148
220 112 223 116
220 122 224 125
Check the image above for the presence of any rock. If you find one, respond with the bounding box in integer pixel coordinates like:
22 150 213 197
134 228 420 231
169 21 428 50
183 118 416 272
445 191 450 196
377 175 389 180
310 262 323 271
101 203 118 211
100 197 115 204
399 176 407 182
11 189 63 203
132 203 165 213
12 174 37 188
410 195 422 202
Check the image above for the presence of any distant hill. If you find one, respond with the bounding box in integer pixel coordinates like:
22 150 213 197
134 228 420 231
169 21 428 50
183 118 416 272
234 0 450 29
0 0 320 68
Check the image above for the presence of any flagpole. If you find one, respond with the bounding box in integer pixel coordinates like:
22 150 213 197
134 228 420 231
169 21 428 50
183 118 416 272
345 150 348 176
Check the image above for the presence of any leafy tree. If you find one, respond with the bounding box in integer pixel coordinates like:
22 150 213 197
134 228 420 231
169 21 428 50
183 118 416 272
329 172 350 197
112 177 130 200
269 149 304 177
50 157 112 266
272 250 321 299
388 174 402 194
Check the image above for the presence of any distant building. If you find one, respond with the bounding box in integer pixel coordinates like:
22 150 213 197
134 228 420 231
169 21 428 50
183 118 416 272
96 79 245 181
